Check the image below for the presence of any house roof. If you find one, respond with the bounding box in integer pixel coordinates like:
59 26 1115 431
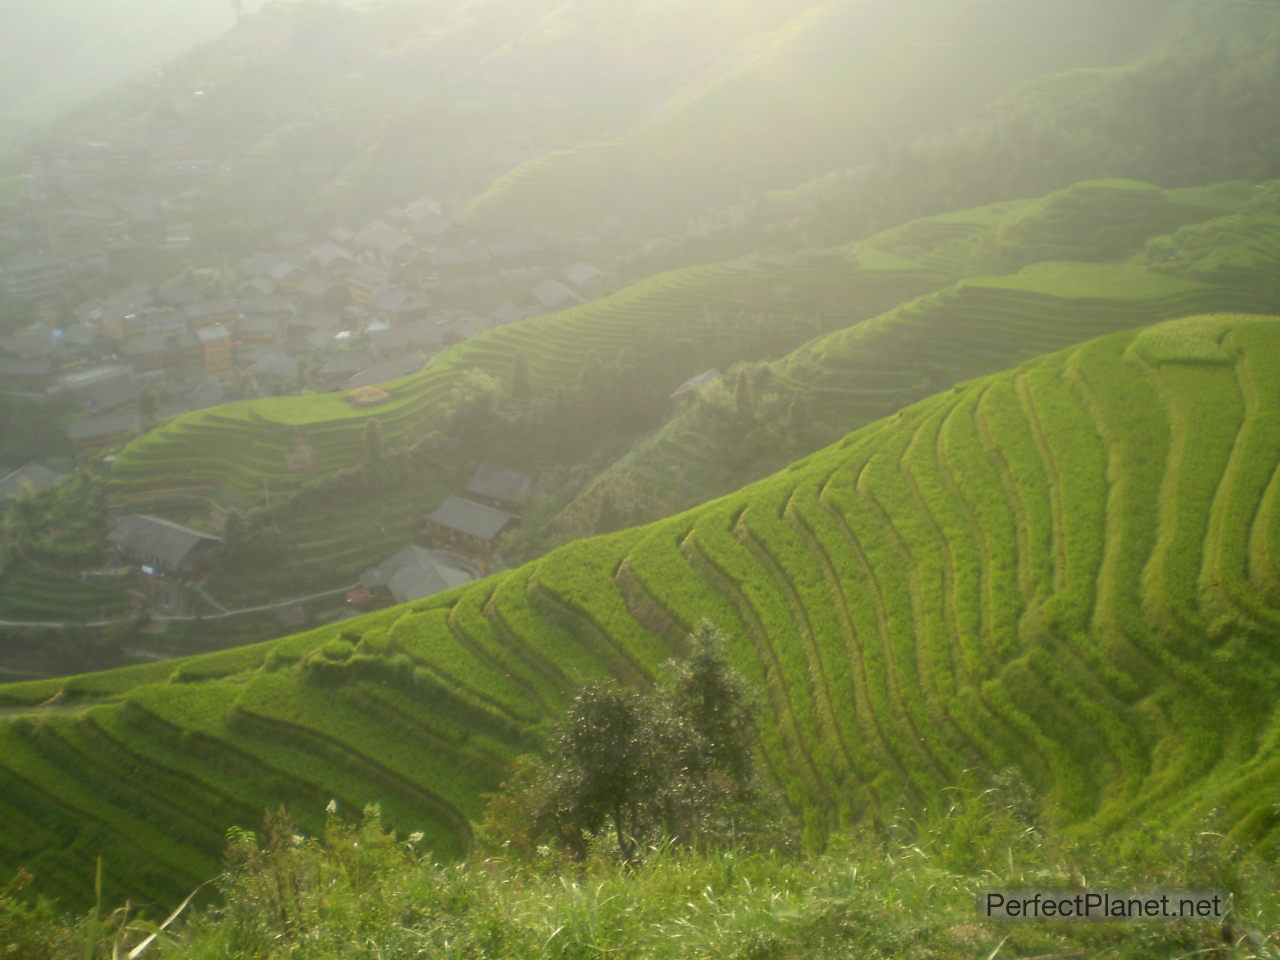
360 545 475 604
563 261 603 289
238 275 276 297
403 197 441 220
240 295 292 317
72 369 137 413
68 410 140 442
307 243 352 269
0 463 68 505
426 495 516 542
251 350 296 380
107 514 221 570
196 323 231 343
297 275 339 299
3 328 56 359
121 336 170 357
439 315 487 340
288 310 341 334
530 279 582 310
185 379 226 411
343 354 423 390
338 261 391 287
491 301 528 326
0 356 53 380
156 283 201 306
322 349 374 377
267 260 305 283
356 220 410 256
466 463 534 506
368 286 426 315
184 298 235 322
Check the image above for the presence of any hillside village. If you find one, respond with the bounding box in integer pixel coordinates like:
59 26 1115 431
1 196 607 458
0 104 607 634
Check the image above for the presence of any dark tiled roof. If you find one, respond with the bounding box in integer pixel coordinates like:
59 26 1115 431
426 496 516 542
107 514 221 570
343 354 422 390
360 545 475 603
465 463 534 506
531 279 581 310
68 410 140 442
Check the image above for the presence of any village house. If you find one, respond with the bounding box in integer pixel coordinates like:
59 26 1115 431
249 349 298 390
464 463 535 512
3 252 71 301
306 242 353 273
196 324 233 374
0 356 55 392
183 378 226 412
266 259 307 293
342 354 423 391
491 301 528 327
69 410 140 456
183 297 236 329
107 514 222 613
55 325 117 370
296 275 348 308
530 278 583 313
346 545 477 609
58 364 138 415
366 286 428 324
424 495 519 563
337 261 390 303
319 349 374 391
238 275 277 298
104 306 188 342
563 260 605 294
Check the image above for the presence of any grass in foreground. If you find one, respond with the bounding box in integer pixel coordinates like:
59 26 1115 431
6 792 1278 960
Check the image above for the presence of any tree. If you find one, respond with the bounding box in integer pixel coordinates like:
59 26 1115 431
483 621 758 862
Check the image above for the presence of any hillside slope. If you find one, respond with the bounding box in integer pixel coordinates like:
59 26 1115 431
105 178 1258 586
5 313 1280 903
548 179 1278 539
461 0 1181 241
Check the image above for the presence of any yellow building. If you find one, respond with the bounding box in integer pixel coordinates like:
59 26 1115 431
196 324 232 374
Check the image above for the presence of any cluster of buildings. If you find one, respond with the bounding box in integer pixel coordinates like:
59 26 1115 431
0 195 608 459
85 461 534 618
348 462 535 611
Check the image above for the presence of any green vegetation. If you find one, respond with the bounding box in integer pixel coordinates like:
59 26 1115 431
6 792 1277 959
3 314 1280 905
486 623 761 863
0 562 129 622
535 180 1278 549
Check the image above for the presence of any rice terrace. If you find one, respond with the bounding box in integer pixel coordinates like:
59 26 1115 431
2 0 1280 956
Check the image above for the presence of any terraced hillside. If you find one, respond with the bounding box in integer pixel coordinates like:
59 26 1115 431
6 313 1280 904
108 180 1242 527
544 180 1270 532
0 562 130 623
105 250 940 563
